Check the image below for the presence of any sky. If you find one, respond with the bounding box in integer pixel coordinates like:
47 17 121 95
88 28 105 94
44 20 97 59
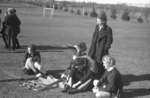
57 0 150 7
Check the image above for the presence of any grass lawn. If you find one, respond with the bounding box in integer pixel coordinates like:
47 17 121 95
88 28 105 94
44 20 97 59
0 2 150 98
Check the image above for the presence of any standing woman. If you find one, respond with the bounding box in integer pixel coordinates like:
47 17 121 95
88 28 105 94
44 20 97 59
4 8 21 49
88 11 113 78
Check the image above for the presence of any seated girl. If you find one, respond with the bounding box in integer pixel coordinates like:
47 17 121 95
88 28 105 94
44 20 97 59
92 55 123 98
23 44 42 77
61 42 98 94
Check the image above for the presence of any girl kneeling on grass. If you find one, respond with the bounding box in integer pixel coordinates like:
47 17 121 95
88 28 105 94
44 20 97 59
61 42 98 94
23 44 42 77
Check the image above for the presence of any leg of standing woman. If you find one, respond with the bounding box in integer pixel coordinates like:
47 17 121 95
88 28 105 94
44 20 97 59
7 26 12 49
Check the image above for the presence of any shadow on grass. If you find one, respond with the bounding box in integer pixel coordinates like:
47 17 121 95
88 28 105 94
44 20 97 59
122 74 150 86
0 77 37 82
122 88 150 98
0 45 75 53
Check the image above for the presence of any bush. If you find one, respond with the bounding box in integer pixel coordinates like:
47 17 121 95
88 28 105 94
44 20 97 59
64 7 68 12
110 9 117 19
77 9 81 15
54 4 58 10
90 8 97 17
137 17 143 23
59 5 63 10
70 8 74 13
84 11 88 16
121 10 130 21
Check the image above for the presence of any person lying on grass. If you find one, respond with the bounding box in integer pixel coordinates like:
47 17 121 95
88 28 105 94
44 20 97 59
92 55 123 98
61 42 98 94
23 44 42 77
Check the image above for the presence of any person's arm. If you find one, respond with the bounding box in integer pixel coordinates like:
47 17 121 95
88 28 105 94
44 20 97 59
16 15 21 26
32 52 41 64
23 52 28 66
105 27 113 50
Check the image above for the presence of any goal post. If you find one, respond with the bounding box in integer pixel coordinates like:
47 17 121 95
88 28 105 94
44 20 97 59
43 0 55 17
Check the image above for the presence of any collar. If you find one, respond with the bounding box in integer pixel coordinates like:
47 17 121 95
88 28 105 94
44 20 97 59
98 25 103 31
107 66 114 72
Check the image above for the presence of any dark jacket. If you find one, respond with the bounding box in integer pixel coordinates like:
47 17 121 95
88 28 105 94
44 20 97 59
4 14 21 34
68 56 98 83
23 51 41 65
98 68 123 94
88 25 113 64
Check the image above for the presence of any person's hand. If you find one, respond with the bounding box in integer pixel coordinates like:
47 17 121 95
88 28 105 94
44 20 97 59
93 80 99 87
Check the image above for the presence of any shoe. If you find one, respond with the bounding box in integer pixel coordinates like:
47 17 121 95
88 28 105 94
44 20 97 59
68 88 80 94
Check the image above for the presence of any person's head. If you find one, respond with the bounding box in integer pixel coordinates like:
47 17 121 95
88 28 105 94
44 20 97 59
27 44 37 54
73 42 87 56
102 55 116 70
97 11 107 26
7 8 16 15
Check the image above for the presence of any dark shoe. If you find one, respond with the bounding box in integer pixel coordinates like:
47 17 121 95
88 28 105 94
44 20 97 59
68 88 80 94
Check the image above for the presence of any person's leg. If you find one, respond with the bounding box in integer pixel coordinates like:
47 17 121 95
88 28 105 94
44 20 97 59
2 33 8 48
7 27 13 49
0 26 8 48
25 58 37 73
12 31 17 50
34 62 42 71
77 79 92 90
15 35 20 48
96 62 105 79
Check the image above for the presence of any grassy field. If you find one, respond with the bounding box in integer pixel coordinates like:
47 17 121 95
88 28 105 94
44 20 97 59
0 2 150 98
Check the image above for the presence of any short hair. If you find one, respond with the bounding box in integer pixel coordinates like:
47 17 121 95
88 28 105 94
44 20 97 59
27 44 37 53
77 42 87 52
74 42 87 53
102 55 116 66
97 11 107 22
7 8 16 14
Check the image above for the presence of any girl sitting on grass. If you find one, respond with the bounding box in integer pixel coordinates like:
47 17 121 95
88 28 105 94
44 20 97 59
23 44 42 77
61 42 98 94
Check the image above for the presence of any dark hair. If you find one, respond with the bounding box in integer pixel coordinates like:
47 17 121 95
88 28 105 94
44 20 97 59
27 44 37 53
97 11 107 22
77 42 87 52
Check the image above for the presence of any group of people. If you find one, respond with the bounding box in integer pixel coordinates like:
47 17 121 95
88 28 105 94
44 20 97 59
0 8 21 50
22 11 123 98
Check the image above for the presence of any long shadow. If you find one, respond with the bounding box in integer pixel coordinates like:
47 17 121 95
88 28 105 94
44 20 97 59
0 69 65 83
0 77 37 83
122 88 150 98
122 74 150 86
0 45 75 53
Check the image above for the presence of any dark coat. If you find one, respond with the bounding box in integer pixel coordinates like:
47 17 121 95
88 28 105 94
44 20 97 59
98 68 123 94
4 14 21 34
88 24 113 64
68 56 98 84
